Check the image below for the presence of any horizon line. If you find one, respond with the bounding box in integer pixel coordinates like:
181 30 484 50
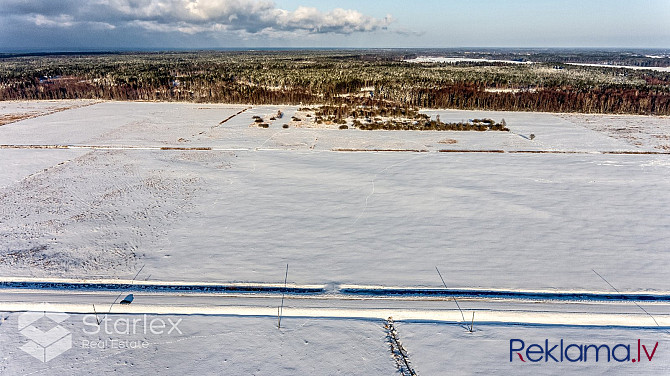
2 46 670 55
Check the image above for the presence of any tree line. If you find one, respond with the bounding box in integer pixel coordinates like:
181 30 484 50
1 51 669 115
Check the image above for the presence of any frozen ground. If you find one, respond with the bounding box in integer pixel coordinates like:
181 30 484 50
560 113 670 151
0 297 668 375
0 100 669 374
1 292 669 375
405 56 670 72
0 102 668 291
398 322 669 375
405 57 532 64
0 100 98 126
0 312 393 375
564 63 670 72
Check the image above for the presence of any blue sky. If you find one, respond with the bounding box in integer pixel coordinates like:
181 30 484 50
0 0 669 51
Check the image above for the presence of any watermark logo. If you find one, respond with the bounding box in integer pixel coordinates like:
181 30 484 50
18 303 72 362
510 339 659 363
79 314 183 350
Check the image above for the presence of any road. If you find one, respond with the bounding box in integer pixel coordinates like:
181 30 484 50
2 282 670 328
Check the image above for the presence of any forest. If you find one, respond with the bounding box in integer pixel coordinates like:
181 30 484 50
1 49 669 115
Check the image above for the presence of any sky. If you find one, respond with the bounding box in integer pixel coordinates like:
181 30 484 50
0 0 669 51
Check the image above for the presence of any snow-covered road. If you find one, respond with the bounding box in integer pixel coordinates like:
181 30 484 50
2 283 670 328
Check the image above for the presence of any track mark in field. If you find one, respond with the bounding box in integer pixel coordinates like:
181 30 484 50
352 152 429 225
217 107 250 126
2 144 669 155
0 145 216 151
0 149 207 276
0 101 102 126
196 107 251 136
332 148 428 152
385 317 417 376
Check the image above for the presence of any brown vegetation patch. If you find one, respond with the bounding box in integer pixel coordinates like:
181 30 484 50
438 138 458 144
160 146 212 151
0 113 36 126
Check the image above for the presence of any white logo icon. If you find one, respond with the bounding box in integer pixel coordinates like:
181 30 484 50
18 303 72 362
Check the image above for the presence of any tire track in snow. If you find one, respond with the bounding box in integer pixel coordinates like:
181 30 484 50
352 152 430 225
3 300 668 328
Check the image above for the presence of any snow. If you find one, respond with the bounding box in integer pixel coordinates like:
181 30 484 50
3 298 670 328
0 313 393 375
1 100 669 374
422 109 649 152
0 149 87 189
150 150 668 291
404 57 670 72
564 63 670 72
1 102 669 292
0 101 245 146
559 113 670 151
405 56 532 64
398 322 670 375
0 100 99 126
1 301 668 374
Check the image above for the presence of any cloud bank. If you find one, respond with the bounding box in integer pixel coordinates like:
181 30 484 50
1 0 393 36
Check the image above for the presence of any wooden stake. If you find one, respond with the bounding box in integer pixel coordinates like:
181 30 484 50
278 264 288 329
436 266 466 322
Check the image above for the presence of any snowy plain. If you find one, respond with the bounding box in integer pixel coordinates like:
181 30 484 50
405 56 670 72
0 313 393 375
0 101 668 291
0 100 669 374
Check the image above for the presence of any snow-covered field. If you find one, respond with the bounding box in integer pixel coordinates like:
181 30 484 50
399 322 669 375
0 100 98 126
1 100 669 374
1 102 668 290
0 303 667 375
405 56 670 72
564 62 670 72
405 57 532 64
0 313 393 375
560 113 670 151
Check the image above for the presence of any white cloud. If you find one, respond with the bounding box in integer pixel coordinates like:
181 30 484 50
275 7 392 33
26 13 116 30
31 14 75 28
8 0 393 36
